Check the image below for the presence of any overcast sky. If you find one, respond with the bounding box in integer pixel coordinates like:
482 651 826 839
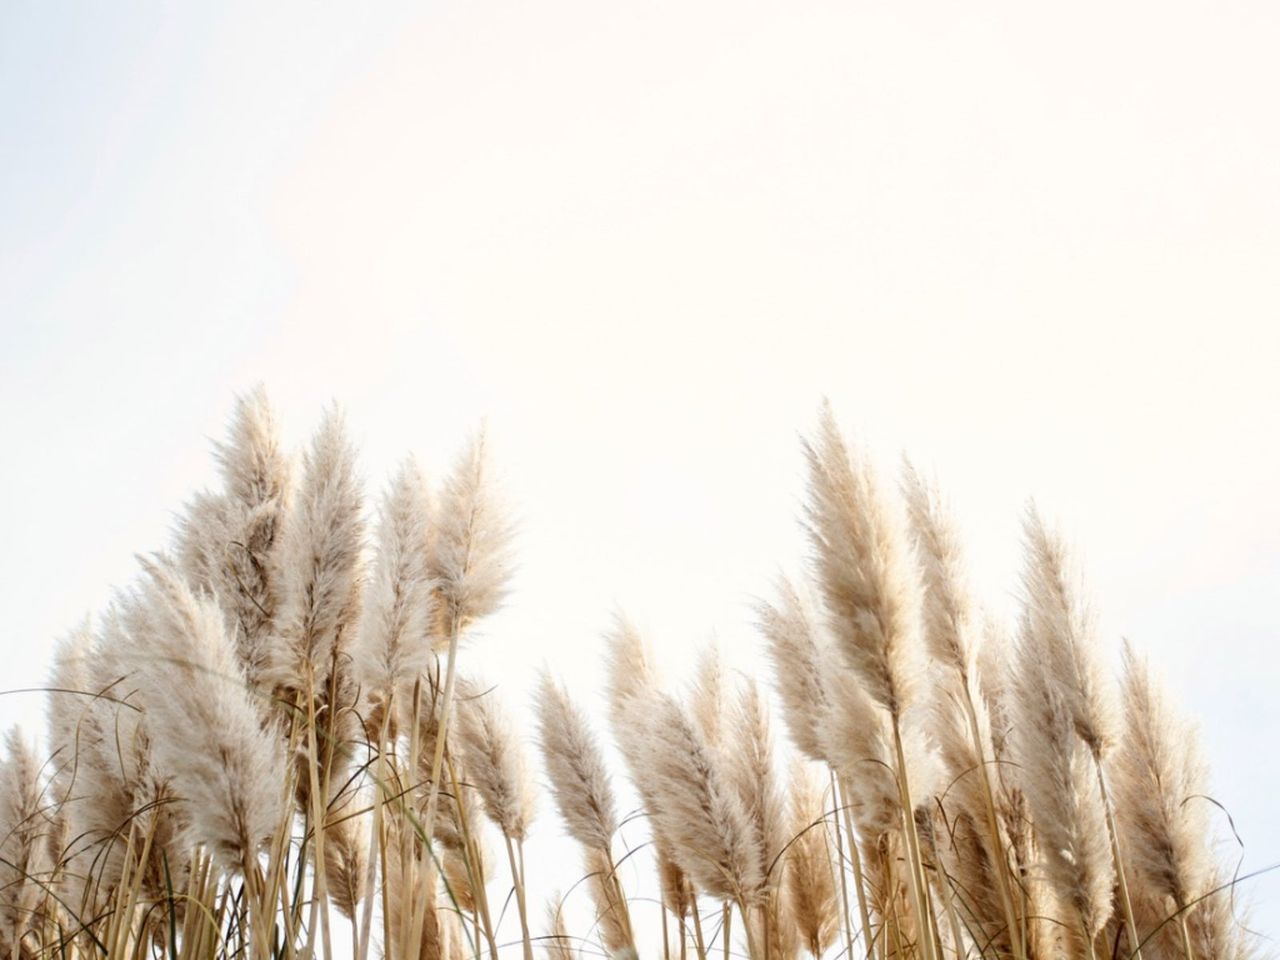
2 0 1277 946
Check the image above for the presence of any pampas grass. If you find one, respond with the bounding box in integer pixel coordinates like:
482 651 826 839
0 392 1260 960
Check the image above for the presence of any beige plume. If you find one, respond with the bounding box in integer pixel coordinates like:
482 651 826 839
427 428 514 638
121 558 286 871
267 406 364 694
356 457 435 737
803 403 923 721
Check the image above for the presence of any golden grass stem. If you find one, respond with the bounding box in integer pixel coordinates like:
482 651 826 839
892 724 939 960
1178 912 1198 960
1093 762 1143 960
503 835 534 960
829 769 857 960
960 693 1024 960
421 620 463 844
691 901 708 960
837 776 877 960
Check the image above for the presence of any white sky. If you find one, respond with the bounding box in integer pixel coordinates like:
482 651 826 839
2 0 1277 946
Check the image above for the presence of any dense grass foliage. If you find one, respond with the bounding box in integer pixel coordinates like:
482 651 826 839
0 392 1255 960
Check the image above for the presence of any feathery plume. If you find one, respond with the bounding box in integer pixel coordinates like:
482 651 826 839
427 428 514 638
176 387 292 692
456 680 536 841
61 613 189 912
356 457 435 736
783 766 838 958
803 403 923 720
727 680 793 958
1114 642 1212 918
1013 637 1114 947
726 681 786 890
0 729 53 956
603 613 657 724
324 788 369 922
689 642 727 749
601 619 696 920
121 558 286 870
1020 507 1117 758
900 459 978 678
818 651 936 838
46 622 92 805
543 896 579 960
534 671 618 852
267 407 364 693
757 577 831 764
620 689 763 905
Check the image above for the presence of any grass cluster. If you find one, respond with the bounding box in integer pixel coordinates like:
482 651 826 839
0 391 1257 960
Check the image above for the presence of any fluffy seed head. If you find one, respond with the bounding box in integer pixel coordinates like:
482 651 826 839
456 679 536 841
900 458 979 678
121 557 286 871
783 764 838 957
1019 506 1117 758
428 429 514 636
1013 635 1114 943
804 403 923 719
535 671 618 851
1114 641 1211 911
355 457 436 735
620 689 763 905
756 577 831 764
267 407 364 693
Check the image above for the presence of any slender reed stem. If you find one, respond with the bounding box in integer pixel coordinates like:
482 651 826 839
691 901 708 960
421 617 463 842
1093 761 1142 960
960 692 1024 960
892 723 939 960
1177 912 1197 960
837 776 877 960
829 769 857 960
502 835 534 960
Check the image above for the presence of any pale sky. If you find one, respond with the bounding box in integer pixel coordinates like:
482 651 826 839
2 0 1278 947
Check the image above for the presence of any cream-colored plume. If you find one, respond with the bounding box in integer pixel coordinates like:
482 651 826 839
783 765 838 958
355 457 435 736
176 386 292 695
1020 506 1117 758
803 403 923 720
757 577 831 764
427 428 514 638
1114 642 1213 922
534 671 617 852
456 679 536 841
267 406 364 694
619 689 763 906
0 728 53 957
1013 636 1114 948
121 558 286 871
